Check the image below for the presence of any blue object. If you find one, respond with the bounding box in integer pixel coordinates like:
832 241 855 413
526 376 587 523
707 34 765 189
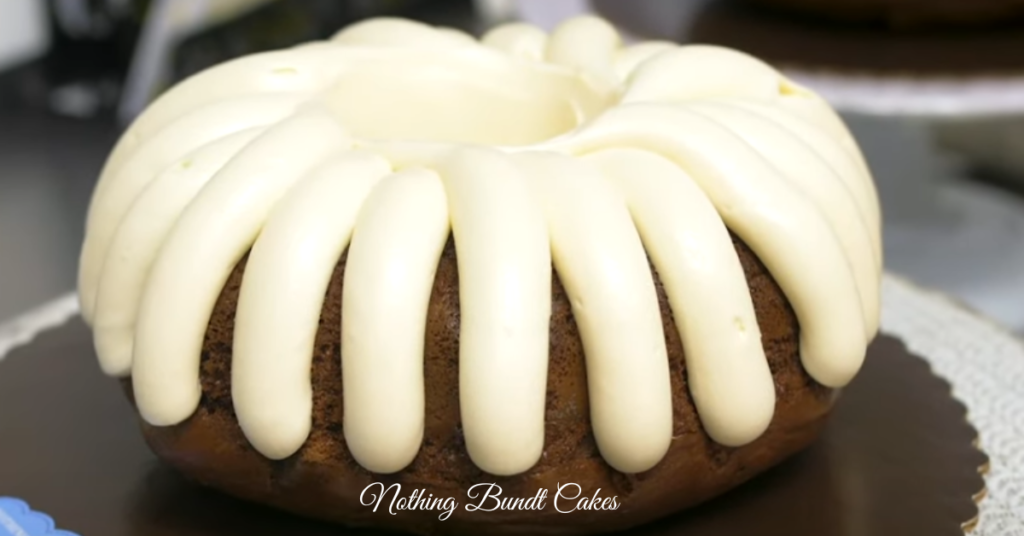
0 498 78 536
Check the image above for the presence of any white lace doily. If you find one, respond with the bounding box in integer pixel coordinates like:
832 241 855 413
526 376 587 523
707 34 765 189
881 275 1024 535
1 275 1021 533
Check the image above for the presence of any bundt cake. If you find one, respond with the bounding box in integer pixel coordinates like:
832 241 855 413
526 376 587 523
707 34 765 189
77 15 881 535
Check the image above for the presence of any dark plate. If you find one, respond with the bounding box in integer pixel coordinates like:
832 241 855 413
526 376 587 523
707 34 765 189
0 319 986 535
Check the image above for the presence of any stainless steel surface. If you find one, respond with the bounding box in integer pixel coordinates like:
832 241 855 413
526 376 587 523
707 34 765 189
0 109 117 323
852 114 1024 332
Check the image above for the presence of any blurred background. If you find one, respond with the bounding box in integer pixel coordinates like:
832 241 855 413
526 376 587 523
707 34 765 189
0 0 1022 334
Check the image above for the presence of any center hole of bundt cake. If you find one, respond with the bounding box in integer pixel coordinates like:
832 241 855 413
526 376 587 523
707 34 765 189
321 55 614 146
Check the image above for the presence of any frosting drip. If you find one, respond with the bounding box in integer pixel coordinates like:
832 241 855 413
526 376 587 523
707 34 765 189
521 152 673 473
233 151 392 461
79 16 881 476
341 167 450 473
437 148 552 476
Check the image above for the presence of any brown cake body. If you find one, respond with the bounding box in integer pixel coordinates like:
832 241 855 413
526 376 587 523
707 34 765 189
125 235 834 535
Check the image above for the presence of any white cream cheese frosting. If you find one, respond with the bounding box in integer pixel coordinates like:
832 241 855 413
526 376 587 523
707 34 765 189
79 15 881 476
437 148 552 476
341 167 450 474
233 151 392 462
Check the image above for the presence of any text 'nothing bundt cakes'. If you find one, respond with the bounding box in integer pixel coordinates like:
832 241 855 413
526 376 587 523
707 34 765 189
77 14 881 536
